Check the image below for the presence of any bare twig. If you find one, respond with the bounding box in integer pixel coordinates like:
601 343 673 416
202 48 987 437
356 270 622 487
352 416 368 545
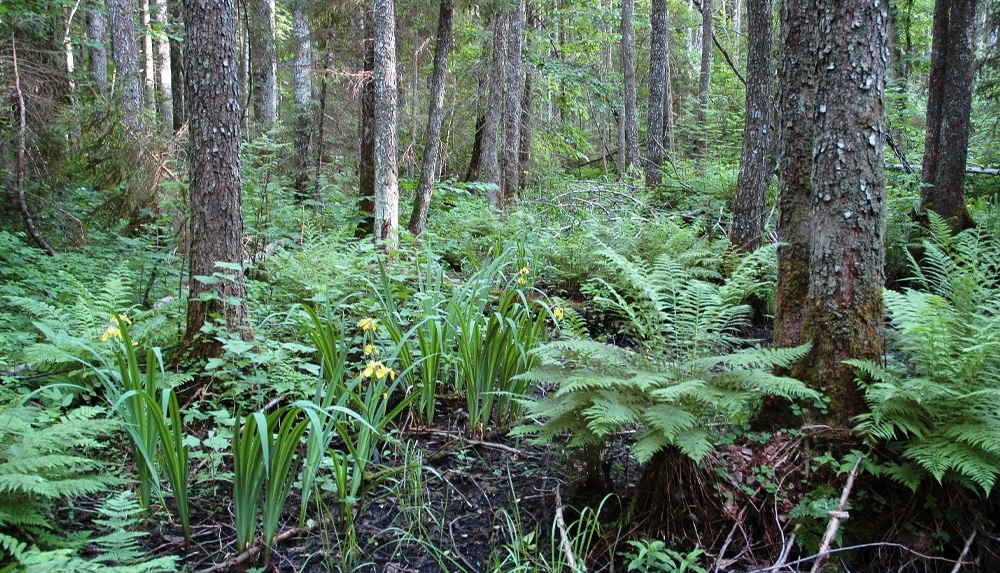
749 541 973 572
949 530 976 573
554 485 577 571
195 518 327 573
809 456 864 573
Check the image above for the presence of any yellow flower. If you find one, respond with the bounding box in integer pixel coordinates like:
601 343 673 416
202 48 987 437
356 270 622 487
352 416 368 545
101 327 121 341
119 314 132 325
359 318 378 332
364 344 380 356
519 266 530 276
374 364 396 380
362 360 381 378
553 307 564 321
517 277 527 286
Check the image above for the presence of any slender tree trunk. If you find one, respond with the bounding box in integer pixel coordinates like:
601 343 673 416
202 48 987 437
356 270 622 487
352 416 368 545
920 0 977 232
483 12 507 204
314 31 332 199
663 45 675 153
373 0 399 246
774 0 816 352
799 0 888 427
291 0 314 199
183 0 250 357
645 0 668 187
730 0 774 251
154 0 173 128
409 0 454 235
621 0 640 173
465 108 485 182
63 3 80 99
358 11 376 236
519 5 534 193
501 0 524 207
249 0 278 131
141 0 155 112
697 0 713 157
170 0 185 129
107 0 144 118
87 6 108 93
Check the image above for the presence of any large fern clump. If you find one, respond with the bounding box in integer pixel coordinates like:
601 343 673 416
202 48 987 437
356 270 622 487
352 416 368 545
0 401 118 561
514 244 815 470
850 213 1000 494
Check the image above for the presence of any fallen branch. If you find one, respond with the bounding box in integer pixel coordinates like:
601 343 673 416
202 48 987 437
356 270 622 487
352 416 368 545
749 541 974 572
195 518 326 573
808 455 863 573
949 530 976 573
886 164 1000 176
413 428 526 458
554 485 577 571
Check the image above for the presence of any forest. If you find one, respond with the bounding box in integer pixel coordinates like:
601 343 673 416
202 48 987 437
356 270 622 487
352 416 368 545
2 0 1000 570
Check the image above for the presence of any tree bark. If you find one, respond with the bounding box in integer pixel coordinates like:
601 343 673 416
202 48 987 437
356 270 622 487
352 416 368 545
696 0 713 157
141 0 156 113
645 0 668 187
87 6 108 93
920 0 977 233
501 0 524 207
107 0 144 118
373 0 399 246
774 0 816 351
154 0 173 128
483 12 507 204
798 0 888 427
291 0 314 199
519 5 534 193
183 0 251 357
170 0 185 129
409 0 454 235
730 0 774 251
248 0 277 130
621 0 640 173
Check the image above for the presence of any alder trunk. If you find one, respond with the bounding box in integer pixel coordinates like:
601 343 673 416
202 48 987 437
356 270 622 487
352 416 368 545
645 0 668 187
501 1 524 207
483 13 507 204
358 11 376 235
86 7 107 93
373 0 399 246
107 0 143 118
696 0 713 157
730 0 774 251
621 0 640 173
249 0 278 130
291 0 314 199
409 0 454 235
183 0 250 356
798 0 888 427
154 0 173 128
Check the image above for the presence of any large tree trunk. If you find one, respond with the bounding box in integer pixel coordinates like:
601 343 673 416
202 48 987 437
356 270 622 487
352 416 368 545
773 0 817 351
154 0 173 129
798 0 888 427
183 0 250 357
107 0 144 118
483 12 507 204
249 0 278 130
920 0 977 233
501 0 524 207
645 0 668 188
620 0 640 173
86 6 108 93
409 0 454 235
358 10 376 236
730 0 774 251
696 0 713 157
291 0 314 199
141 0 156 113
373 0 399 246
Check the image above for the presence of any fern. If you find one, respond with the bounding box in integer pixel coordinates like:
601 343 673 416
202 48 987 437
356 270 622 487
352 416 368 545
515 243 814 475
851 212 1000 494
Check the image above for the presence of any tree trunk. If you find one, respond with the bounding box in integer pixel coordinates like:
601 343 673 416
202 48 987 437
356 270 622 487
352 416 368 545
409 0 454 236
920 0 977 233
483 12 507 204
291 0 314 199
373 0 399 246
519 19 533 193
663 43 675 154
358 10 376 236
773 0 816 351
798 0 888 427
465 110 485 182
154 0 173 129
107 0 144 118
170 0 185 130
86 7 108 93
730 0 774 251
696 0 713 157
621 0 640 173
141 0 156 113
645 0 668 187
248 0 277 131
501 0 524 207
183 0 250 357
